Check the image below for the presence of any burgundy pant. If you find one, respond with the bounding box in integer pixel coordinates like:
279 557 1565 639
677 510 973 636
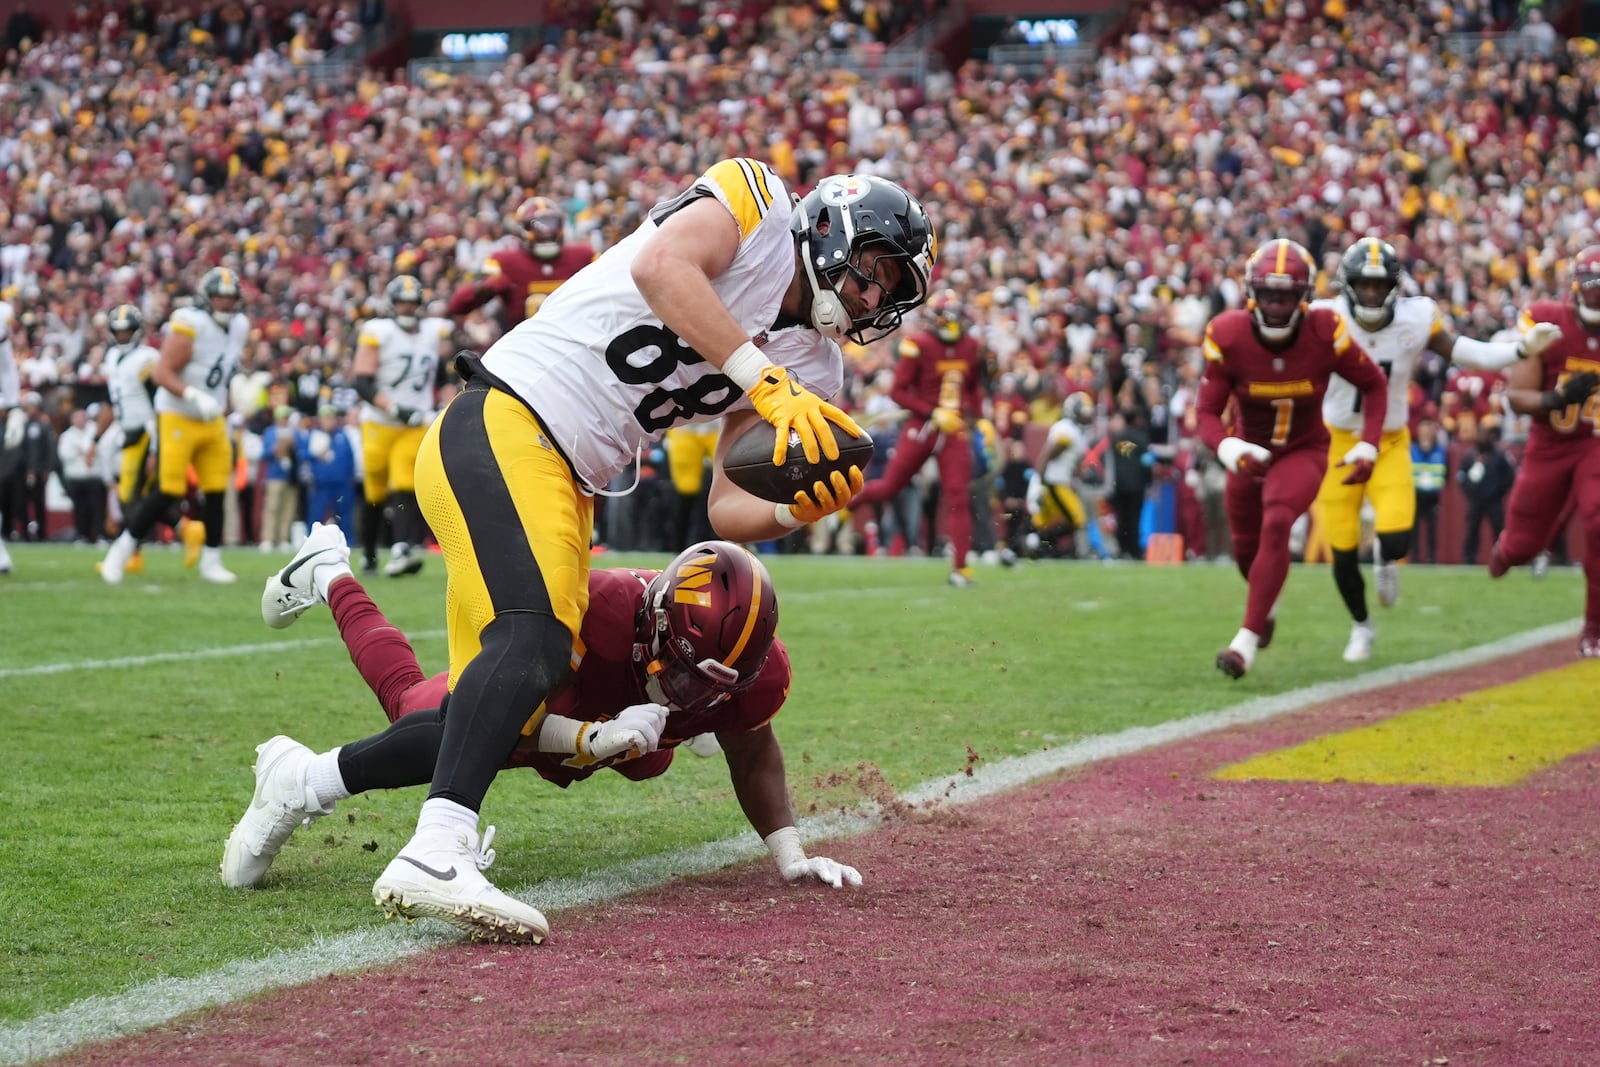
1495 436 1600 629
1224 446 1327 636
853 419 974 569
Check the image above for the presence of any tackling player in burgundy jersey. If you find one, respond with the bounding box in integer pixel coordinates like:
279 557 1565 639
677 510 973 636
226 535 861 936
1489 246 1600 657
1196 239 1388 679
851 290 988 585
447 196 595 336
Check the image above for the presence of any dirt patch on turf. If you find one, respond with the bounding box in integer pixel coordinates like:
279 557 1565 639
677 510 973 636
41 641 1600 1067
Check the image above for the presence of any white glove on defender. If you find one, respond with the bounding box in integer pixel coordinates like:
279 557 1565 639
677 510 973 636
1340 440 1378 467
764 826 862 888
1518 322 1562 360
183 387 223 422
1216 437 1271 475
580 702 667 762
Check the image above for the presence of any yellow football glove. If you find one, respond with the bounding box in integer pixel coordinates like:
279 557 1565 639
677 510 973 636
747 364 863 464
930 406 964 434
785 466 864 525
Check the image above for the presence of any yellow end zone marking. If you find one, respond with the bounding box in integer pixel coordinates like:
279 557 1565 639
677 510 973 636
1212 661 1600 787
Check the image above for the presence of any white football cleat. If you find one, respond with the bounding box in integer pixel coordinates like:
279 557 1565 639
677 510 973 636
374 826 548 945
99 532 137 584
199 547 238 585
261 522 351 628
1343 620 1376 663
1532 551 1550 580
220 735 334 888
385 543 425 577
0 539 11 575
1373 559 1399 608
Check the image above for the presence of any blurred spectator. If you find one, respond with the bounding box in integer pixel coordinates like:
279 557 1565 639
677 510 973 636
1458 424 1516 565
1410 416 1450 564
57 404 104 542
260 405 302 551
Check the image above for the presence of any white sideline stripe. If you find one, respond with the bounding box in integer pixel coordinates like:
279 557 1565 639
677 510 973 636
0 585 905 680
0 632 448 680
0 618 1580 1065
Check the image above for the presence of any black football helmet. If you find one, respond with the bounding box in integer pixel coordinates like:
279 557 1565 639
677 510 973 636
633 540 779 713
108 304 144 345
1340 237 1402 329
193 267 242 327
384 275 425 330
792 175 935 345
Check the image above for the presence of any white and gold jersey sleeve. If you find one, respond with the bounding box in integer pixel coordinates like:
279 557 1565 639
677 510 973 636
1316 294 1437 433
106 342 160 431
0 301 18 407
154 307 247 421
359 316 448 425
479 158 828 489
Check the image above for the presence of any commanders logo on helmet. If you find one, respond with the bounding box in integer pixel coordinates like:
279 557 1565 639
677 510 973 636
384 275 425 329
634 540 779 713
791 174 935 345
1340 237 1402 329
1244 239 1316 343
1573 245 1600 326
108 303 144 343
194 267 242 327
514 196 566 260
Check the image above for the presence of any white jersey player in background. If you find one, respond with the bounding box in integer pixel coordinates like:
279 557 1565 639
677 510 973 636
100 267 249 584
351 275 451 577
0 294 17 574
1312 236 1561 662
100 304 162 575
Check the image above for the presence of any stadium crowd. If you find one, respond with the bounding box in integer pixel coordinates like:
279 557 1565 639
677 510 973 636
0 0 1595 567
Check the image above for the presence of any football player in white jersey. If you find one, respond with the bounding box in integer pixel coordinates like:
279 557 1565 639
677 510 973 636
100 267 250 585
1313 237 1562 662
101 304 161 575
351 275 451 577
355 162 934 944
0 294 16 574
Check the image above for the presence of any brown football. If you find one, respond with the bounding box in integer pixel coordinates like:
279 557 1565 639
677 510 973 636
720 421 875 504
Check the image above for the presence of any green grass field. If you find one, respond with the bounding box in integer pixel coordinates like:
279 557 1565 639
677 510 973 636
0 542 1585 1025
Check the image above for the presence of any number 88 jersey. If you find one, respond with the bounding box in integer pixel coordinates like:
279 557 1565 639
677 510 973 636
478 158 844 492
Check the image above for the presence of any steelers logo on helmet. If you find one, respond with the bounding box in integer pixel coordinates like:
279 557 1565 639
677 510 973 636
791 175 936 345
1244 238 1316 344
108 303 144 344
195 267 242 328
1340 237 1402 330
1572 245 1600 326
633 540 779 713
384 275 425 330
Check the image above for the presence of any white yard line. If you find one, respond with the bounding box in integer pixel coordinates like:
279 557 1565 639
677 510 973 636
0 618 1580 1065
0 632 447 680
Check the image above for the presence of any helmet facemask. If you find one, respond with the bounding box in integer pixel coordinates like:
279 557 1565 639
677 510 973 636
1575 253 1600 326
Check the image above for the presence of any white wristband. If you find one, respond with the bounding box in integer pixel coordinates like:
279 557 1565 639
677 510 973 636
535 715 583 754
721 341 768 392
773 503 803 529
764 826 805 870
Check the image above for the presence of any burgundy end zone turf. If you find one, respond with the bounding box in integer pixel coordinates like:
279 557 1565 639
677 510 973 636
47 641 1600 1067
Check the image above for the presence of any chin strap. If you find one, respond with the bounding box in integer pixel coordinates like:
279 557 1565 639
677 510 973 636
799 239 846 339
